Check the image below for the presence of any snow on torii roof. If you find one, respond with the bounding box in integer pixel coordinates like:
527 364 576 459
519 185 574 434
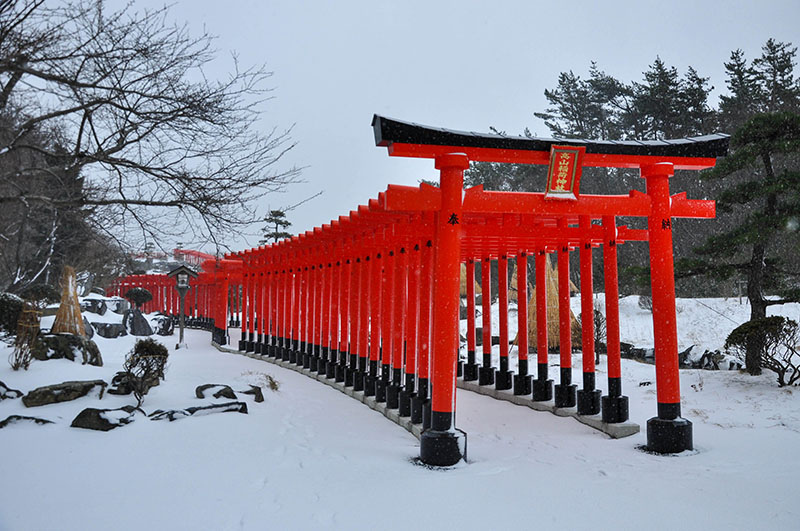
372 114 729 170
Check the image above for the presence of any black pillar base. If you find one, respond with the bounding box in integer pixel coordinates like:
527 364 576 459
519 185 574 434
281 347 290 362
254 342 263 355
302 352 311 369
363 374 376 397
326 360 337 379
495 369 513 391
334 364 345 383
478 366 496 386
532 378 553 402
577 388 602 416
353 371 365 392
344 366 355 387
375 379 387 403
646 416 693 454
246 341 255 353
513 374 532 396
398 390 413 417
386 383 401 409
422 400 432 430
601 395 629 423
410 395 425 424
463 362 479 382
288 350 297 364
554 383 577 408
457 360 463 378
420 430 466 467
309 356 318 372
238 339 246 351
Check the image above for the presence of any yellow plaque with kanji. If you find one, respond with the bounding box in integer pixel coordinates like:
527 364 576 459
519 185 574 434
544 145 585 200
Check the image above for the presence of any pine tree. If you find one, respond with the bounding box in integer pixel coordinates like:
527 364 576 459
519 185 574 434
753 39 800 113
260 210 293 244
719 49 762 129
679 112 800 374
678 40 800 374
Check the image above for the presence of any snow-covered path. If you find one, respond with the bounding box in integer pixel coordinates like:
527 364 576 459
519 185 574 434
2 319 799 529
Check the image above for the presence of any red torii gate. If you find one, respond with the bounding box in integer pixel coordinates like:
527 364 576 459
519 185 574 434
372 115 727 465
109 115 728 467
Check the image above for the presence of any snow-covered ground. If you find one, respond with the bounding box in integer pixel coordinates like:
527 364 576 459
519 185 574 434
1 297 799 530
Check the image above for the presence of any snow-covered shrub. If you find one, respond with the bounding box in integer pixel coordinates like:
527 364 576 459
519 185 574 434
725 316 800 387
124 338 169 408
124 287 152 310
0 292 23 334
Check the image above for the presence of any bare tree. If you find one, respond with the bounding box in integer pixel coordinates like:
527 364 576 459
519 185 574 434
0 1 299 290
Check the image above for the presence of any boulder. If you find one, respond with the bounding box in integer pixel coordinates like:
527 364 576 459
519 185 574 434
151 313 175 336
123 309 153 336
80 298 107 315
0 415 53 429
0 380 23 400
241 385 264 403
92 322 128 339
106 297 129 314
107 371 134 395
195 384 237 400
149 401 248 422
22 380 107 407
83 316 95 339
71 406 137 431
33 333 103 366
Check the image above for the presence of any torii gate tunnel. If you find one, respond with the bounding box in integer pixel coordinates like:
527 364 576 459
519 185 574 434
112 115 728 466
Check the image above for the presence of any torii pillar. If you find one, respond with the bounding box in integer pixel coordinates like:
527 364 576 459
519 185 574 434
644 162 692 453
420 153 468 467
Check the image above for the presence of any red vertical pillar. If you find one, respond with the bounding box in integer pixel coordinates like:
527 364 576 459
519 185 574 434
355 253 370 390
420 153 468 467
554 224 577 408
336 254 350 381
387 246 407 408
531 249 553 402
478 256 495 386
306 263 316 367
238 269 248 350
279 266 288 359
644 163 692 453
366 250 382 394
601 215 628 422
376 248 394 401
256 263 264 354
327 258 340 378
412 236 434 425
324 260 336 376
577 216 601 415
345 254 360 385
400 242 420 416
290 264 300 364
248 263 256 352
496 254 512 390
463 258 479 381
513 252 532 395
318 260 331 372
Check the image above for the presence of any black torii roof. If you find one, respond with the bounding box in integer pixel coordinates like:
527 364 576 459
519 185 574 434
372 114 729 160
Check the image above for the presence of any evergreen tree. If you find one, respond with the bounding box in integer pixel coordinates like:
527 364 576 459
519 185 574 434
679 112 800 374
260 210 293 244
719 49 762 129
753 39 800 113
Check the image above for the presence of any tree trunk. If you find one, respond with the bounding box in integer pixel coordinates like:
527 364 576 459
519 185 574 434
744 153 778 375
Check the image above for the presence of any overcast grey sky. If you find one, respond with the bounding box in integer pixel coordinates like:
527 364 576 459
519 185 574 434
119 0 799 252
